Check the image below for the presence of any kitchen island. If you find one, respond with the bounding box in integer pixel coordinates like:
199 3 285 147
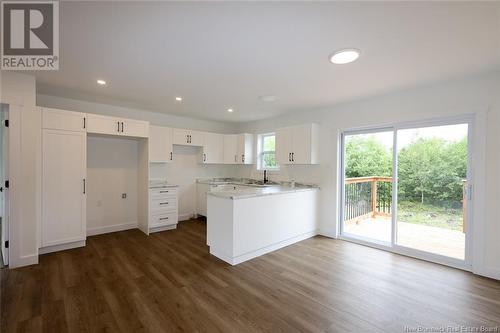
207 183 319 265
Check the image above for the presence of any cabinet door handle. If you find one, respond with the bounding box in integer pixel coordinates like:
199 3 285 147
170 152 173 160
189 135 192 143
186 134 189 143
83 179 86 194
289 153 291 162
83 117 86 129
203 153 206 162
117 121 120 132
241 154 244 163
292 152 294 162
234 155 237 163
121 122 124 133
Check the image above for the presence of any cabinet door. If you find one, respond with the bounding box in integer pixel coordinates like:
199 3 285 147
189 130 205 146
291 124 312 164
149 126 173 162
223 134 238 164
122 119 149 138
42 129 86 247
42 108 86 132
203 132 223 164
86 114 121 135
237 133 253 164
173 128 190 145
275 127 293 165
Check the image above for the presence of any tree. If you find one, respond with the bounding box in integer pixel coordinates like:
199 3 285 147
397 137 467 204
345 136 392 178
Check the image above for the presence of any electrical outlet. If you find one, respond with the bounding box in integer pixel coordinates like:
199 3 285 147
122 193 127 199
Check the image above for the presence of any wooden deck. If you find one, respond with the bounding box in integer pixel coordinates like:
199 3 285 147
2 218 499 332
345 215 465 259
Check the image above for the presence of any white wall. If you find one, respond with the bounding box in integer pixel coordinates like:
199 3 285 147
86 136 139 233
150 145 241 220
238 71 500 279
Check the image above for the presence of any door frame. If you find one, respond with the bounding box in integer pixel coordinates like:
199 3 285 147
338 114 474 271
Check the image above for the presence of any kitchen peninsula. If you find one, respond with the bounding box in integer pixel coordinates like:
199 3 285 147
205 180 319 265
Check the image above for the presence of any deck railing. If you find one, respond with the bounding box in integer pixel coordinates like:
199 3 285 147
345 176 467 233
344 176 392 223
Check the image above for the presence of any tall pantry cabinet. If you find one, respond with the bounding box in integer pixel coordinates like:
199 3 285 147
41 108 87 252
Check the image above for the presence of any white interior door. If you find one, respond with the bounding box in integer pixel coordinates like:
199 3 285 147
0 104 9 265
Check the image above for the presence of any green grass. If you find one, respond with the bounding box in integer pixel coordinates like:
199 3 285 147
397 201 463 231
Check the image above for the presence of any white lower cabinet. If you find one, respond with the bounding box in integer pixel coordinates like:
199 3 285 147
41 128 86 251
149 187 179 232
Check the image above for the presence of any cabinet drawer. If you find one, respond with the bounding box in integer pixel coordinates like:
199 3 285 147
150 212 177 227
150 188 177 198
150 198 177 211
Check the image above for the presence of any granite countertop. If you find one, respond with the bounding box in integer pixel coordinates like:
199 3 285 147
149 179 179 189
199 177 319 200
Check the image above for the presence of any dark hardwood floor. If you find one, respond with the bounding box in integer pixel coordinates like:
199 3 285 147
2 218 500 332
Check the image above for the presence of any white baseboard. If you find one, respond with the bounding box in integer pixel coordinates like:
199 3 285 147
178 212 194 221
474 266 500 281
210 230 318 265
39 240 86 255
87 222 137 236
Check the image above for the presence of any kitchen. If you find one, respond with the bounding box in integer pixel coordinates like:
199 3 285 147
2 1 500 332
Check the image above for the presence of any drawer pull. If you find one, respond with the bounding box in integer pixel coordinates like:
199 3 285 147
159 217 169 221
159 191 169 193
159 202 169 205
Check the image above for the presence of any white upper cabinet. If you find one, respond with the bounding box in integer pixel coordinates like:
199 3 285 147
237 133 253 164
42 107 86 132
86 114 148 138
223 134 238 164
149 125 173 163
173 128 204 146
275 127 293 166
276 124 319 165
202 132 224 164
122 118 149 138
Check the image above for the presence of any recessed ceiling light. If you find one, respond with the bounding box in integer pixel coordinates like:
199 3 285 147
329 49 360 64
227 108 234 113
97 79 106 85
175 96 183 101
259 95 277 102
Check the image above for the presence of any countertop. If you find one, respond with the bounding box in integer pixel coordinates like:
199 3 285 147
199 178 319 200
149 180 179 189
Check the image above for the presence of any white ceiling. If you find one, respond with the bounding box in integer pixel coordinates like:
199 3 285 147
33 1 500 122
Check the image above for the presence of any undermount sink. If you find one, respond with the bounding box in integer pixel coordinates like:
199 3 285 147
242 180 278 187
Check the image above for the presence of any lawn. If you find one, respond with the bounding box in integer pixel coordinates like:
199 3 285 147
397 201 463 231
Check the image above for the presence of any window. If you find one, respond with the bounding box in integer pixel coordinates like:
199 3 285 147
258 133 279 170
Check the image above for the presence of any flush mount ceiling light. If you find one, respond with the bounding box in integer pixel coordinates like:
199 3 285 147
227 108 234 113
97 79 106 85
259 95 277 102
175 96 183 101
329 49 360 64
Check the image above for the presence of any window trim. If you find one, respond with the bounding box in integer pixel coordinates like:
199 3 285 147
257 132 279 171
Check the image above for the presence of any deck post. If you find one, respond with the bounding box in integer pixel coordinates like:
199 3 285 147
371 180 378 217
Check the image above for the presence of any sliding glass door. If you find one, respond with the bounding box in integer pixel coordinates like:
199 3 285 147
342 130 393 244
340 119 471 267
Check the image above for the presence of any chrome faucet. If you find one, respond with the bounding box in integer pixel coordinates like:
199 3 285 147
263 170 269 184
